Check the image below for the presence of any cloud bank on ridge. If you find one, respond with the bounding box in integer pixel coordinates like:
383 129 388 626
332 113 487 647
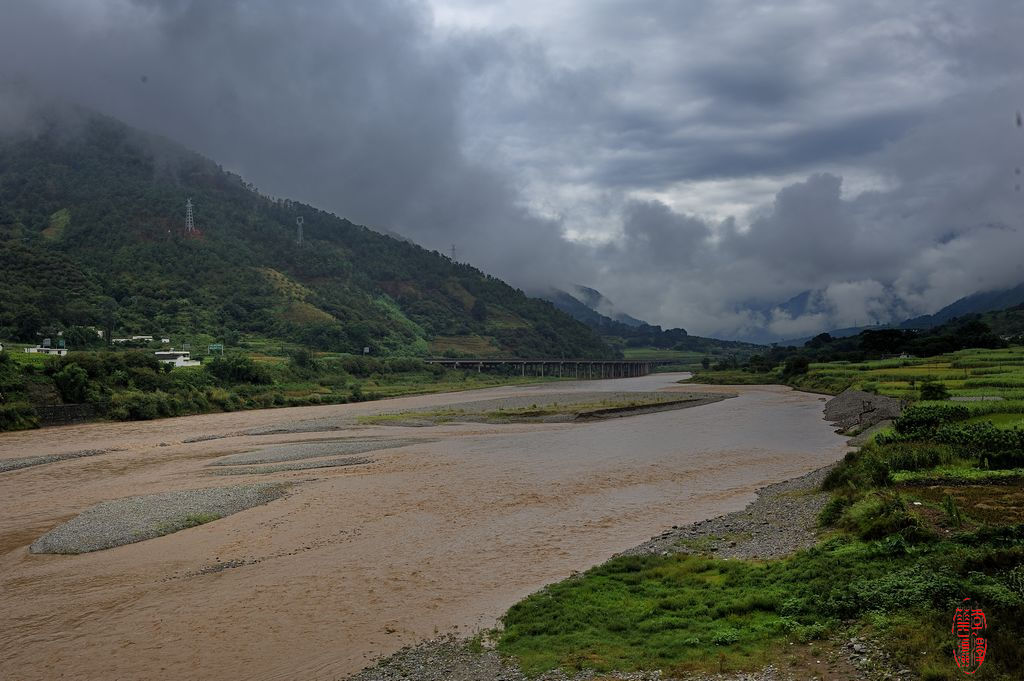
1 0 1022 340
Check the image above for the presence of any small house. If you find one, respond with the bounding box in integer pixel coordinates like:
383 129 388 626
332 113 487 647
24 339 69 356
154 349 201 367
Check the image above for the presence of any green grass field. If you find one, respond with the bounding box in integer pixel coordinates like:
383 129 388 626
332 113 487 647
796 347 1024 436
501 346 1024 680
622 348 706 372
6 348 51 368
0 331 579 430
622 348 701 361
687 346 1024 431
499 533 1023 679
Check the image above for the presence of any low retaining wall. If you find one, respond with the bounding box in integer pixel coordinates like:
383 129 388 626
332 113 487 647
35 403 97 427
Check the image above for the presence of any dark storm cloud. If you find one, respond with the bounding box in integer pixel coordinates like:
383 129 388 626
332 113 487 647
454 0 1024 337
583 108 923 190
0 0 587 288
0 0 454 223
691 62 804 109
607 199 711 269
2 0 1023 339
593 88 1024 339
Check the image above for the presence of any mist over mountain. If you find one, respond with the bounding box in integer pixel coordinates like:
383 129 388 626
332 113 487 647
0 102 615 359
2 2 1022 341
899 282 1024 331
777 281 1024 345
541 285 648 330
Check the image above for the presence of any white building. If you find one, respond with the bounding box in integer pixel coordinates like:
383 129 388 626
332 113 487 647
112 335 157 344
24 345 68 356
154 349 201 367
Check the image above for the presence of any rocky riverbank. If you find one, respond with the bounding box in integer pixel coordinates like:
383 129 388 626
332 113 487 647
347 468 843 681
622 464 834 561
822 389 903 435
347 389 908 681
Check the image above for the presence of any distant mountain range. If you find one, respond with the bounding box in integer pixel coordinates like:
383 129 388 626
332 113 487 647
781 282 1024 345
539 285 765 359
898 282 1024 330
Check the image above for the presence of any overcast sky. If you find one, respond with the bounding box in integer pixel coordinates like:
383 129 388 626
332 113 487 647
2 0 1023 339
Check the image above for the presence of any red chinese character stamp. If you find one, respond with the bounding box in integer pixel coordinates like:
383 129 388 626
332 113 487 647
952 598 987 674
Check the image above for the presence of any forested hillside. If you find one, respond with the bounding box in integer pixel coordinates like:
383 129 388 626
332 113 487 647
0 106 614 359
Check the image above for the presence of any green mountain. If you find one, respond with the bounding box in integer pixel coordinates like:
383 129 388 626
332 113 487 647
972 304 1024 341
899 282 1024 330
0 106 615 359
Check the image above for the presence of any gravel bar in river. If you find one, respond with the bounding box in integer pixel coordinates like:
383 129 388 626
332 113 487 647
30 482 290 554
0 448 117 474
208 438 431 466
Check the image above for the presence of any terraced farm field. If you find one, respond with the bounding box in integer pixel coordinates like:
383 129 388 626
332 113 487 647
794 346 1024 424
667 348 1024 679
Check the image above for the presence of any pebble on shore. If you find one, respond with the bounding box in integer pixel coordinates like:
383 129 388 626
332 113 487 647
208 438 429 467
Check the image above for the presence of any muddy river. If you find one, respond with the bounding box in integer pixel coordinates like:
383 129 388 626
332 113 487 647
0 374 848 680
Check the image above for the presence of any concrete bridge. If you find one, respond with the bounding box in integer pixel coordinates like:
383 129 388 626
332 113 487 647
423 357 671 379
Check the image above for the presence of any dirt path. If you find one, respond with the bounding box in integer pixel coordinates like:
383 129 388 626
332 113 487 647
0 375 848 681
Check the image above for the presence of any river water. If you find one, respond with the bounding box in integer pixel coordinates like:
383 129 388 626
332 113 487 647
0 374 848 680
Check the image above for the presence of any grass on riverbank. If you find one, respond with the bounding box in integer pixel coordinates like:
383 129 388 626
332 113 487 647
499 351 1024 680
621 348 705 372
499 530 1023 679
683 346 1024 394
0 344 573 431
685 346 1024 436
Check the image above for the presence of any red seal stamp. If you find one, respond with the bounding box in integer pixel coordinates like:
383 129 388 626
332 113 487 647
952 598 987 674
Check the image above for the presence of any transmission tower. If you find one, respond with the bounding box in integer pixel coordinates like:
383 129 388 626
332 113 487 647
185 198 196 234
450 244 457 262
296 216 304 246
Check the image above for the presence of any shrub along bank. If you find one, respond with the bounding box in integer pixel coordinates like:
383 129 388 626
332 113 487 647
499 372 1024 680
0 348 555 430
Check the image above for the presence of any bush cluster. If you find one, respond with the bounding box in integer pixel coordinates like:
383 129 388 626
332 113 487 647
872 403 1024 468
835 493 922 540
0 402 38 430
890 404 970 436
204 354 272 385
